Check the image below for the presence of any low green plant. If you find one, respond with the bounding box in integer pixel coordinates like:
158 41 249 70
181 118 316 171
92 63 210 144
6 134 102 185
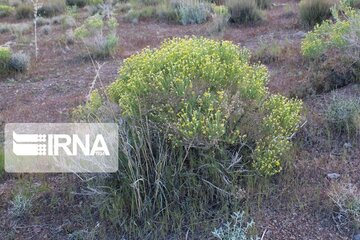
176 0 210 25
66 0 87 7
226 0 262 24
72 90 103 119
345 0 360 8
68 227 98 240
0 4 14 17
9 52 30 72
212 211 259 240
301 1 360 92
301 2 354 58
329 183 360 231
325 95 360 136
38 0 66 17
0 47 11 74
299 0 333 28
86 0 103 5
256 0 271 9
15 3 33 19
210 4 230 33
74 14 119 58
156 1 179 22
9 193 33 218
252 41 283 64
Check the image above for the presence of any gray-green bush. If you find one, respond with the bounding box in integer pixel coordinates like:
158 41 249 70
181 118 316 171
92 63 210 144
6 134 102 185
176 0 210 25
9 52 30 72
212 211 259 240
326 95 360 136
299 0 333 27
38 0 66 17
74 14 119 58
226 0 262 24
15 3 33 19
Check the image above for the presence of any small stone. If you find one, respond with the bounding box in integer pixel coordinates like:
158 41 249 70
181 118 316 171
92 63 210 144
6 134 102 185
294 31 306 39
344 142 352 149
327 173 341 180
353 234 360 240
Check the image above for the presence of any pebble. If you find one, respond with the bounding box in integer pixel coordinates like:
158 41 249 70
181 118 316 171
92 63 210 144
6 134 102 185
326 173 341 180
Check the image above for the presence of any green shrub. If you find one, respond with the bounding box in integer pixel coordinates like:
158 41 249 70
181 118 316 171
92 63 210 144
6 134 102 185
125 4 157 22
176 0 210 25
108 37 302 176
66 0 87 7
74 14 119 58
299 0 333 27
9 193 33 218
226 0 262 24
133 0 158 5
156 2 179 22
0 4 15 17
212 211 259 240
83 37 303 237
301 2 360 92
256 0 271 9
252 41 283 64
301 2 354 58
326 95 360 136
9 52 30 72
15 3 33 19
210 4 230 33
329 183 360 231
38 0 66 17
86 0 103 5
0 47 11 74
345 0 360 8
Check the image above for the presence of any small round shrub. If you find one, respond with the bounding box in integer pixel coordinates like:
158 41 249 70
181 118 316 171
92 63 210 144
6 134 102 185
38 0 66 17
74 14 119 58
256 0 271 9
66 0 87 7
345 0 360 8
0 4 15 17
299 0 333 27
15 4 33 19
0 47 11 74
9 52 30 72
226 0 262 24
176 0 210 25
108 37 302 176
326 95 360 135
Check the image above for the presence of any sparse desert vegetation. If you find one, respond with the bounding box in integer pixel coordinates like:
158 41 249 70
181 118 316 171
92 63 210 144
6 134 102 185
0 0 360 239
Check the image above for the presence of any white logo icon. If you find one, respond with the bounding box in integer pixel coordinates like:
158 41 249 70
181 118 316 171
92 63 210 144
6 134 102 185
13 132 47 156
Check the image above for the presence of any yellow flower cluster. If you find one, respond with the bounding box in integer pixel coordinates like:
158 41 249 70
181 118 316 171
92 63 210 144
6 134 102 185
254 95 303 176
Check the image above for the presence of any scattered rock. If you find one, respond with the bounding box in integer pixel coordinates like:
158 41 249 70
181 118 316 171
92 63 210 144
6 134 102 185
293 31 306 39
353 234 360 240
344 142 352 149
326 173 341 180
